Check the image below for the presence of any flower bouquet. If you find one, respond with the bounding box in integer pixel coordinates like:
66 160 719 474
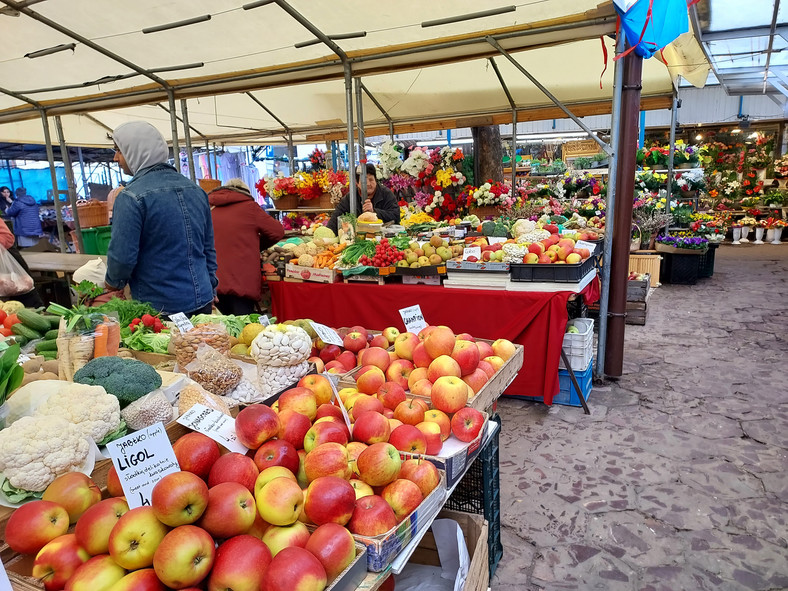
378 141 403 178
315 169 349 205
636 169 668 192
773 155 788 178
739 196 761 208
673 170 706 195
673 142 700 168
308 148 326 170
746 145 771 170
637 146 669 167
762 191 785 207
655 234 709 254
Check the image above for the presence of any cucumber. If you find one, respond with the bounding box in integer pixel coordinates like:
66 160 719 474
17 309 51 334
47 315 62 329
35 339 58 353
44 329 60 340
11 323 42 341
12 335 28 347
40 350 57 361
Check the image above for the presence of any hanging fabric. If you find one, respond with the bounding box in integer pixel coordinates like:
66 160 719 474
613 0 689 60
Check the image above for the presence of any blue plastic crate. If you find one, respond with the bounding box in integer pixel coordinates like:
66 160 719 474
555 357 593 407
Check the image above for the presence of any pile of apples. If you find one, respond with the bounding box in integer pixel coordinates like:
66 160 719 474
453 237 509 263
399 235 462 270
628 272 647 281
308 325 400 375
520 234 592 265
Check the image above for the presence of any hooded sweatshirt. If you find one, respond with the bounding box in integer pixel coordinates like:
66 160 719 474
112 121 169 175
209 187 284 300
6 193 43 237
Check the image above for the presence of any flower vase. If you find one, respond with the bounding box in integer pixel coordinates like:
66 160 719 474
732 227 741 245
778 178 788 189
771 228 783 244
766 229 775 243
755 168 766 181
754 227 765 244
740 226 750 243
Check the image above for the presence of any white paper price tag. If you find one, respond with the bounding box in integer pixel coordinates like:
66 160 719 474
575 240 597 255
462 246 481 261
177 403 249 454
326 375 353 432
259 315 271 326
170 312 194 333
399 304 427 334
106 422 180 509
0 561 11 591
309 321 343 346
488 236 507 244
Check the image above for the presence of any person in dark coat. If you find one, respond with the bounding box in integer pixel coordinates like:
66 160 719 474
5 188 43 248
209 179 284 315
327 163 400 234
1 186 12 215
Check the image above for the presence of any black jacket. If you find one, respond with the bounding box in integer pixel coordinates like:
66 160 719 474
327 184 400 233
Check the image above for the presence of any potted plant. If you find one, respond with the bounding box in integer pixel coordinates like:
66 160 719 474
656 234 709 284
773 155 788 186
764 217 786 244
754 219 767 244
762 191 784 208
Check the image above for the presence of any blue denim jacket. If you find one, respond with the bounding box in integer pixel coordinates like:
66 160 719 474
105 163 218 315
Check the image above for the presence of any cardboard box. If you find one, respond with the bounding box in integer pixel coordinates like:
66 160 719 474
285 263 340 283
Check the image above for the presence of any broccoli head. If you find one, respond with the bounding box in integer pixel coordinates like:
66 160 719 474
73 357 162 408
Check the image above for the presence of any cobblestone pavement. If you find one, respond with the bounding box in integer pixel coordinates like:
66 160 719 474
492 245 788 591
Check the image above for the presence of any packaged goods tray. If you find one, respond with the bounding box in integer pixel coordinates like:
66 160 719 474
509 255 595 283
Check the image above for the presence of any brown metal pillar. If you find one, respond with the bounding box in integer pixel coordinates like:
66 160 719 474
604 49 643 377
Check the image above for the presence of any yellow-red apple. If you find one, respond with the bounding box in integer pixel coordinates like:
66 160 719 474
411 342 433 368
151 471 209 527
208 535 272 591
65 554 125 591
411 378 433 398
43 473 101 524
107 568 165 591
430 376 468 414
427 355 461 382
382 327 401 344
361 347 391 372
356 365 386 395
381 479 423 521
377 381 406 410
393 332 419 360
423 326 456 359
199 482 256 538
394 398 426 426
254 466 297 497
303 442 350 482
347 495 398 536
462 368 489 395
304 421 349 452
208 452 259 493
108 507 169 570
423 409 451 442
415 422 443 455
235 404 281 449
261 547 327 591
451 339 480 376
491 338 516 361
451 407 485 442
388 425 427 455
305 522 356 582
352 411 391 445
32 534 90 591
279 387 318 421
75 498 129 556
476 341 494 359
304 476 356 526
385 359 414 390
255 476 304 526
107 465 124 498
153 525 214 589
398 458 440 497
261 522 310 557
278 409 312 450
5 500 69 555
483 355 505 373
349 479 374 499
407 367 429 390
477 359 496 379
349 394 385 420
356 443 401 487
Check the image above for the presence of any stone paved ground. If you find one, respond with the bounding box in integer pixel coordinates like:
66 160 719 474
491 245 788 591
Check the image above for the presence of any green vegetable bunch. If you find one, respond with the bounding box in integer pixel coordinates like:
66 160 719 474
74 357 162 408
0 344 24 406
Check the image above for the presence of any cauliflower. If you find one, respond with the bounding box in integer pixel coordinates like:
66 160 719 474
37 384 123 444
292 244 307 258
511 219 536 238
297 253 315 267
0 415 90 492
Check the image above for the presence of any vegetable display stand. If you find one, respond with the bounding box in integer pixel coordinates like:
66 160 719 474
76 200 109 229
469 205 501 219
510 256 595 283
445 415 503 580
697 243 719 278
660 252 702 285
272 194 299 209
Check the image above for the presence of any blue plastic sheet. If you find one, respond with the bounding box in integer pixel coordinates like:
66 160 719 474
614 0 689 59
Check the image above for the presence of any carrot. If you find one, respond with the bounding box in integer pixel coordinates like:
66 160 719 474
92 323 109 357
105 322 120 356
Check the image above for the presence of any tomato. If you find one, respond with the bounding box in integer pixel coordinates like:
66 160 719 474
0 326 12 337
2 314 19 329
0 310 6 324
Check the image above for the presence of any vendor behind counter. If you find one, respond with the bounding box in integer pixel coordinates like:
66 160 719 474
327 163 400 234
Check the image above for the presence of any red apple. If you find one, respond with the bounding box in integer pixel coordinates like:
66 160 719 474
107 465 124 498
5 500 69 555
477 359 496 379
349 325 369 340
386 359 414 389
278 409 312 449
43 473 102 524
324 360 345 373
343 331 367 353
356 365 386 395
360 347 391 372
451 407 485 442
352 410 391 445
254 438 300 473
279 387 318 421
305 523 356 582
418 326 436 341
369 334 389 349
347 495 398 536
430 376 468 414
383 408 395 419
491 338 517 361
427 355 461 382
319 344 341 363
393 398 426 426
336 351 358 372
199 482 257 538
65 554 125 591
388 418 403 432
108 568 166 591
389 425 427 454
462 368 489 395
451 339 481 376
381 479 423 521
151 471 209 527
108 507 169 570
208 535 272 591
349 394 385 421
261 547 327 591
415 422 443 455
407 367 429 390
411 342 433 369
153 525 215 589
316 403 344 421
208 452 259 493
346 441 367 477
303 442 350 482
411 378 433 398
308 356 325 373
398 458 440 497
423 326 456 359
32 534 90 591
476 341 494 359
314 416 351 440
377 381 406 410
483 355 505 372
456 332 475 342
172 432 221 480
304 476 356 526
75 498 129 556
423 409 451 441
393 332 419 361
235 404 281 449
356 442 401 487
262 521 310 556
303 421 349 453
254 466 297 497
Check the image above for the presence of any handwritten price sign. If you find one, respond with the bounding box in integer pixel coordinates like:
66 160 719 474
399 304 427 334
178 404 249 455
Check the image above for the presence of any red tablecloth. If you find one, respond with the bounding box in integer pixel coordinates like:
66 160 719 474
269 279 599 404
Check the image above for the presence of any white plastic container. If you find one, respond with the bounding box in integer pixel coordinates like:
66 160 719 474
559 318 594 371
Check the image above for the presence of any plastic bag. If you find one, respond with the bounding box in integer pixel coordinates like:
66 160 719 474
56 315 121 382
0 246 34 296
184 345 242 396
177 381 232 416
72 258 108 285
121 389 176 431
257 361 310 400
172 323 230 368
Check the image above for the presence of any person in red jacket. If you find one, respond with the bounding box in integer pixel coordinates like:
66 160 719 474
208 179 284 315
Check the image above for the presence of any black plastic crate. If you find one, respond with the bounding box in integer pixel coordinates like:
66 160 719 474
445 414 502 579
567 296 588 319
510 255 595 283
661 252 702 285
697 243 718 278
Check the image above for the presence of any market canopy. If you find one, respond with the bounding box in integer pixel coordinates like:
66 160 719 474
0 1 708 146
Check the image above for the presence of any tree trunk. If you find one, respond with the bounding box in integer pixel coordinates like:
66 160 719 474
473 125 503 184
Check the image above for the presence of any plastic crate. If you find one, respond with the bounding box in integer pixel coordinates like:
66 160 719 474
509 255 595 283
558 318 594 371
445 414 503 580
555 357 593 407
566 296 588 319
662 252 701 285
697 242 718 278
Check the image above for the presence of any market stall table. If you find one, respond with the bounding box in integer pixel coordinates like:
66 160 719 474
269 279 599 404
20 252 105 273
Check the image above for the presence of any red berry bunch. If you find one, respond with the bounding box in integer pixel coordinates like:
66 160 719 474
359 239 405 267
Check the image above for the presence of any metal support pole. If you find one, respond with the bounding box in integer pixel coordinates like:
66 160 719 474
595 34 625 378
511 108 517 189
359 81 394 143
487 37 612 156
389 121 394 141
76 147 89 199
604 45 644 378
344 64 357 215
355 78 367 205
331 140 338 171
40 111 67 253
213 143 219 180
205 140 211 178
54 116 84 254
664 93 678 236
287 134 295 175
180 99 196 182
167 91 181 172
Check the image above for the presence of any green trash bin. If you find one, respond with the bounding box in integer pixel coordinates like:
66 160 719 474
95 226 112 255
71 225 111 255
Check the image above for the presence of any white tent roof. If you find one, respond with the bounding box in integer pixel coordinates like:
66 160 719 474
0 1 708 146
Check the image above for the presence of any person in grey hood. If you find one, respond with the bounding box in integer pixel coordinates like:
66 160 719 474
105 121 218 317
